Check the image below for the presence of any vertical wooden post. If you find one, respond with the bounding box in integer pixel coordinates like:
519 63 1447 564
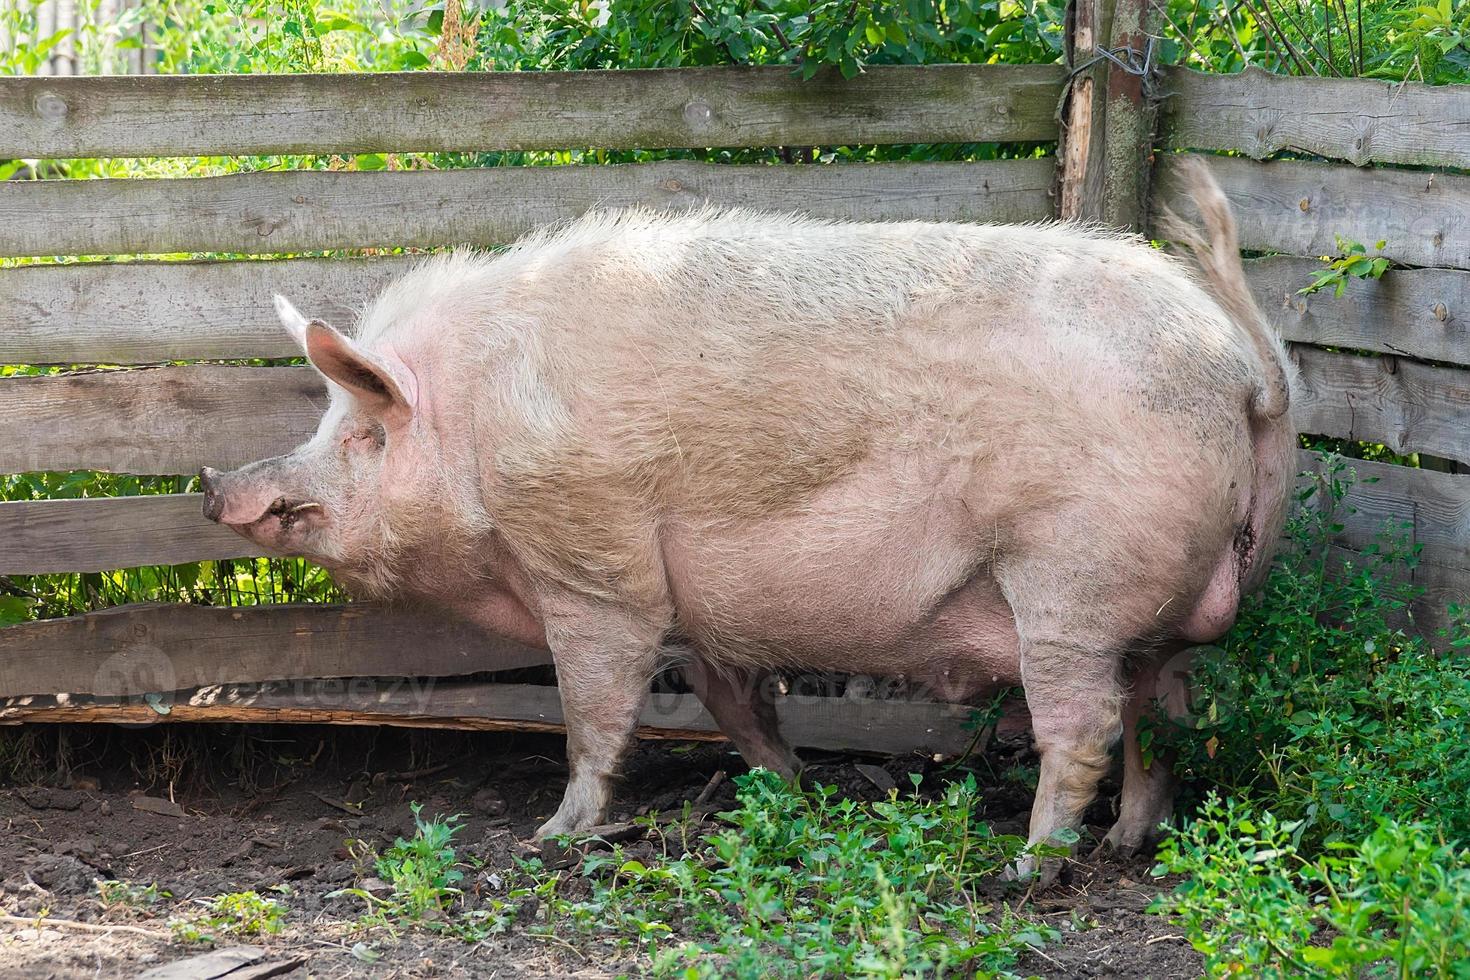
1058 0 1107 221
1099 0 1158 230
1057 0 1159 231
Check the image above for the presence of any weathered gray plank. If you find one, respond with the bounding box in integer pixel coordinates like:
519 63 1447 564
0 158 1058 258
0 64 1064 158
0 602 550 699
135 947 275 980
1161 66 1470 169
0 493 256 573
1154 154 1470 271
1300 451 1470 570
0 365 322 475
0 677 982 756
10 251 1470 368
1404 558 1470 635
0 256 404 364
1251 257 1470 368
1293 346 1470 466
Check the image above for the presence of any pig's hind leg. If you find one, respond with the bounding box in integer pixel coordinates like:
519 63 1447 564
683 659 801 779
536 602 669 839
1099 643 1191 854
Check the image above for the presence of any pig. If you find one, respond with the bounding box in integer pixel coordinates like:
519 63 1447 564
201 158 1295 880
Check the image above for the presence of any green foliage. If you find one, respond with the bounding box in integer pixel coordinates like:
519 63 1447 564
520 770 1052 977
331 803 513 940
96 879 169 911
1299 236 1393 298
1158 455 1470 847
168 889 287 943
1156 0 1469 83
1154 796 1470 977
334 776 1056 975
471 0 1064 76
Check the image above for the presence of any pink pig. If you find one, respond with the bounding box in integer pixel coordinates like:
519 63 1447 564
203 159 1295 881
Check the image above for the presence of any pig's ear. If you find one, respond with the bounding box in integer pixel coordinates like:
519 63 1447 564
273 294 310 351
303 320 417 425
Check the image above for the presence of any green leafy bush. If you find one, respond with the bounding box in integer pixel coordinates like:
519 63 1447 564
1159 455 1470 847
1155 0 1469 83
1155 796 1470 977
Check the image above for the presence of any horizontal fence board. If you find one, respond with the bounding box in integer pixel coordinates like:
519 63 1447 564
0 365 322 475
1405 558 1470 635
0 493 256 573
0 602 550 699
0 256 402 364
1251 257 1470 368
8 251 1470 369
1154 154 1470 271
0 679 983 756
1293 345 1470 466
1301 452 1469 634
1301 451 1470 570
0 64 1064 158
1161 66 1470 169
0 158 1057 258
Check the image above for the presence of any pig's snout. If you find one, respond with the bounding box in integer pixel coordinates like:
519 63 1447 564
200 467 225 523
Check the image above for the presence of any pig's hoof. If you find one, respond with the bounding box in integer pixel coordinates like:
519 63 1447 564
1094 818 1170 859
533 814 580 840
1005 853 1062 889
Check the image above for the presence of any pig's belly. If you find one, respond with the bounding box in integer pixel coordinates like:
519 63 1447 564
662 497 1023 703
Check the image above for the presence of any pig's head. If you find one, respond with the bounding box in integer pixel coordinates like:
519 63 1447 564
201 294 450 597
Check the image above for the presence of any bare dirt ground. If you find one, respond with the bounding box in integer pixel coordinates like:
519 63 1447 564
0 725 1202 979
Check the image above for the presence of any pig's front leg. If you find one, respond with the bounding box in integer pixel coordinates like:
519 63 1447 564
536 604 666 839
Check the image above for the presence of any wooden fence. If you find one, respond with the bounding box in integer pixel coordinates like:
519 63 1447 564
0 37 1467 747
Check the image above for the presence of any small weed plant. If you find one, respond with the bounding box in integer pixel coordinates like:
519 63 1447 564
96 879 168 913
168 890 286 943
1299 237 1393 298
332 803 510 940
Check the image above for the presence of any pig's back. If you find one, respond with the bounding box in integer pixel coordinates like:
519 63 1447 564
472 210 1260 509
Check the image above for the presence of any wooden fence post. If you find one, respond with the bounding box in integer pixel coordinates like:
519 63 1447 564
1057 0 1160 229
